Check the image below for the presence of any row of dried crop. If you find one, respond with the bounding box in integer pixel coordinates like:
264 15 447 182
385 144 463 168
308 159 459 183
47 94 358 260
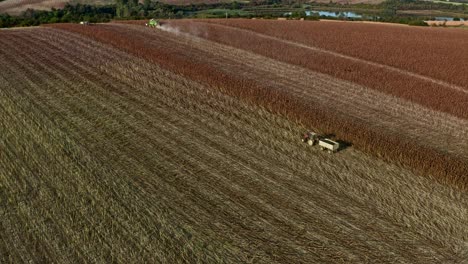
200 19 468 88
50 23 468 189
165 20 468 121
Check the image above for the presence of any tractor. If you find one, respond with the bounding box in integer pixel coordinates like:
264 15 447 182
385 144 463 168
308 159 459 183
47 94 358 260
302 131 319 146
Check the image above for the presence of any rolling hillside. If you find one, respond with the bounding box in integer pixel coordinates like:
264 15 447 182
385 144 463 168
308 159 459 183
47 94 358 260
0 0 233 15
0 0 112 15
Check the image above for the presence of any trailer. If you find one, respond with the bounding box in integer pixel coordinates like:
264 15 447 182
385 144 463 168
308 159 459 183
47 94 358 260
302 130 342 153
318 139 340 153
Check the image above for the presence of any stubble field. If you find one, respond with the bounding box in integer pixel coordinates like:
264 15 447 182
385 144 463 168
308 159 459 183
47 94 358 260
1 20 468 263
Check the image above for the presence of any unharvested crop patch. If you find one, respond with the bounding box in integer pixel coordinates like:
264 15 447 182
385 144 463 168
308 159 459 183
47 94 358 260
166 19 468 119
1 24 467 263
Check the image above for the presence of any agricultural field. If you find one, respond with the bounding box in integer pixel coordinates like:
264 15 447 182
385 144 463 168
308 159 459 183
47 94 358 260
1 19 468 262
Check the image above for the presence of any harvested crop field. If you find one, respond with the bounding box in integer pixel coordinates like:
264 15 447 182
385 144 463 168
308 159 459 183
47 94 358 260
1 20 468 263
0 0 72 15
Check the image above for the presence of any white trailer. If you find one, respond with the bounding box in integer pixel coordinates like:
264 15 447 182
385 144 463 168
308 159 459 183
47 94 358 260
318 139 340 153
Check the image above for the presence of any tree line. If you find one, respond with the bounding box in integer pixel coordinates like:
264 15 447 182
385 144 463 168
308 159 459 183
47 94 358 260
0 4 115 27
0 0 248 28
0 0 467 28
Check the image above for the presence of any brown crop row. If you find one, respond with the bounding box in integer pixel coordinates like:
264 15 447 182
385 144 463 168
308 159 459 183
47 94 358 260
200 19 468 88
50 23 468 189
164 20 468 120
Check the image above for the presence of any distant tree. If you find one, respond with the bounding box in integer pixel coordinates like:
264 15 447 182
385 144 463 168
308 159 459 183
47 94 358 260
382 0 398 17
48 17 59 23
175 10 184 18
61 12 72 22
231 1 240 9
116 0 127 17
22 9 36 19
144 0 152 11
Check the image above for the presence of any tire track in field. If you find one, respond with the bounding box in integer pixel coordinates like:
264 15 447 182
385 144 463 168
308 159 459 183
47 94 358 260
17 30 460 262
23 28 468 260
190 21 468 95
